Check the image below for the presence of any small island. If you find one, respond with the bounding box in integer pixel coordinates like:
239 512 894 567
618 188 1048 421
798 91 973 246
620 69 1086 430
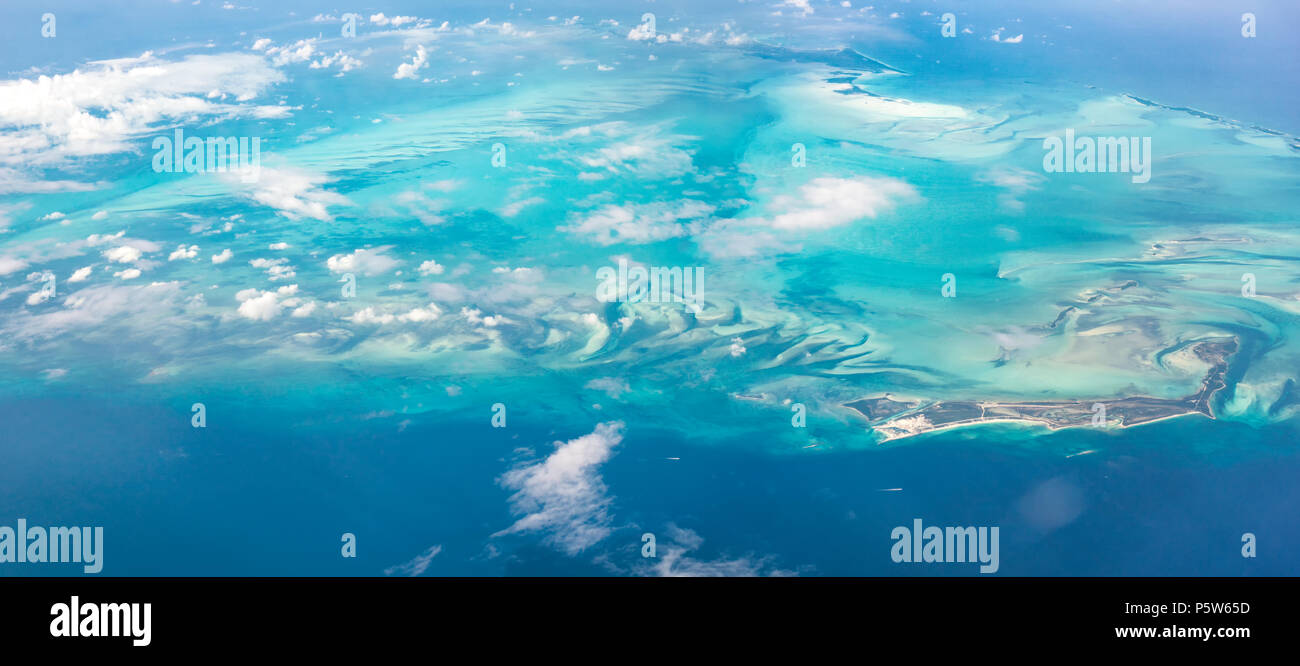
846 338 1237 443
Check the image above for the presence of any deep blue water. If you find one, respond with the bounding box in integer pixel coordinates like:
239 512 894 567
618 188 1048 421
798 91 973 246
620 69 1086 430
2 393 1294 576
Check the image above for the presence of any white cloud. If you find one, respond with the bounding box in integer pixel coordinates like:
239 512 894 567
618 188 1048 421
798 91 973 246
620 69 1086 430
391 188 448 226
86 231 124 246
326 246 399 276
648 524 791 577
229 166 350 222
348 306 394 325
780 0 815 17
561 200 713 245
103 245 142 263
976 167 1043 213
310 50 363 72
627 22 656 41
263 39 317 65
693 178 917 258
493 422 625 555
0 256 29 275
585 377 630 399
250 256 295 280
26 285 53 306
234 284 297 321
370 13 421 27
766 176 918 231
502 196 545 218
0 52 286 174
348 302 441 324
236 291 279 321
211 249 233 264
394 45 429 80
577 129 696 179
113 268 142 280
68 266 92 282
168 244 199 261
5 281 184 342
383 545 442 576
257 37 363 73
417 259 444 276
398 303 441 322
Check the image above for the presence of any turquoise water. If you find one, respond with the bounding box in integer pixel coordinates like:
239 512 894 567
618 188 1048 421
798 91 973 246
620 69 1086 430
0 0 1297 575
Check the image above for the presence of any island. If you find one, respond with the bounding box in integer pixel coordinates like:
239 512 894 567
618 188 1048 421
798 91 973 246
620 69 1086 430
845 337 1238 443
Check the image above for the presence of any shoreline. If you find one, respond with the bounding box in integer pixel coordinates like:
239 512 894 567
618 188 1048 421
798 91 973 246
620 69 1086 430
846 337 1238 444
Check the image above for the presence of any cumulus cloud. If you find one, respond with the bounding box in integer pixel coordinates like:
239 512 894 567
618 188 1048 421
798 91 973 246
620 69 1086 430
212 249 233 264
370 13 421 27
493 422 625 555
326 246 400 276
86 231 124 246
561 200 714 245
261 39 318 65
235 284 298 321
250 256 295 280
694 176 918 258
767 176 918 231
229 166 350 222
575 125 697 178
309 50 363 73
394 45 429 80
255 37 362 73
627 21 656 41
103 246 143 263
168 244 199 261
26 276 54 305
348 302 441 324
0 52 286 174
779 0 815 17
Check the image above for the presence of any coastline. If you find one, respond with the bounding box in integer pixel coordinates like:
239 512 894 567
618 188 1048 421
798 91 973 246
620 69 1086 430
847 337 1238 444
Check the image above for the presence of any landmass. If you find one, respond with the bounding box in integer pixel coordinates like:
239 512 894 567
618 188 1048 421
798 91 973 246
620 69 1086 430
846 337 1238 443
